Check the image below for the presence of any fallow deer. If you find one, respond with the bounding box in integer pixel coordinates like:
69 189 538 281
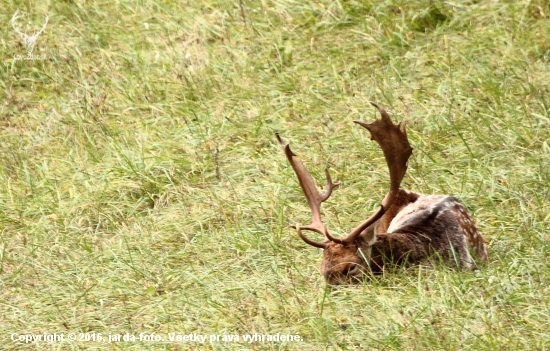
277 102 488 285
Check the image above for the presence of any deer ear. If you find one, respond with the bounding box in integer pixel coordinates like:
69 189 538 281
356 222 377 246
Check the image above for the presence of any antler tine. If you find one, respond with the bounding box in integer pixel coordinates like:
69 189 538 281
341 102 413 245
33 14 50 37
36 14 49 35
297 226 328 249
276 133 341 247
11 11 25 36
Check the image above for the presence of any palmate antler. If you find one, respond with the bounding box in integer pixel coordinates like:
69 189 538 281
278 102 413 247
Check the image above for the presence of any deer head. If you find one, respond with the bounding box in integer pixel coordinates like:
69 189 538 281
11 11 49 54
277 102 412 284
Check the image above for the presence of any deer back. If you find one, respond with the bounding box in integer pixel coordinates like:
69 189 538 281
368 189 488 273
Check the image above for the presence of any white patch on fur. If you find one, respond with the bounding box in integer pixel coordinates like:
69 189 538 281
360 226 377 246
460 234 476 270
435 200 453 219
387 195 448 233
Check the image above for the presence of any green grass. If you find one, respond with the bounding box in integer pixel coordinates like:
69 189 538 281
1 0 549 349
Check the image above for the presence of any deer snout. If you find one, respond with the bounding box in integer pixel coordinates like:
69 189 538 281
322 260 368 285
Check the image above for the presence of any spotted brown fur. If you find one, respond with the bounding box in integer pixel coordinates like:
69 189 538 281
320 189 489 285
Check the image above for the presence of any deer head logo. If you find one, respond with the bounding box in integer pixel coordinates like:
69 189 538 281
11 11 49 55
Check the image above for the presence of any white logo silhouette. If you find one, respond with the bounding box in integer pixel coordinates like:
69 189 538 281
11 11 49 55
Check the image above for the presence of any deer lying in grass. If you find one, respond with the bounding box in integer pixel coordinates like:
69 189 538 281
277 102 488 285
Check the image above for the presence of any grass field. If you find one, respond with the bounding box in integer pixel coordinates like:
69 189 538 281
1 0 549 349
